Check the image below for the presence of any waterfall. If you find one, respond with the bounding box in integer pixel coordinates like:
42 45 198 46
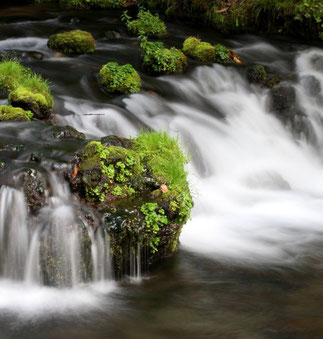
0 174 113 287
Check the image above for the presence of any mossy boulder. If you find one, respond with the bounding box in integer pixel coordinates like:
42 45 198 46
247 64 267 85
48 30 96 55
9 86 53 120
0 60 53 119
183 37 215 63
182 37 242 65
0 105 33 122
122 9 167 38
99 62 141 95
141 38 187 75
67 131 193 276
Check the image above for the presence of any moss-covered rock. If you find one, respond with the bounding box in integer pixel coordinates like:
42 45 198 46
182 37 242 65
99 62 141 95
0 60 53 119
247 64 267 85
122 9 167 38
183 37 215 63
0 105 33 122
9 86 53 120
67 131 193 276
48 30 96 55
141 37 187 75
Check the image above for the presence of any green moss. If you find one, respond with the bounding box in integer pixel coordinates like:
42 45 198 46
214 44 230 64
183 37 215 63
99 62 141 95
79 141 143 202
140 37 187 75
247 64 267 85
48 30 96 55
0 60 53 119
122 9 167 38
0 105 33 122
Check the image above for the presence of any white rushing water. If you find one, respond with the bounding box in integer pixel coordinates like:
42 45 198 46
1 35 323 317
61 46 323 266
0 175 116 316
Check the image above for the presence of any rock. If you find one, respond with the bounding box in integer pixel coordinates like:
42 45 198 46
301 75 321 96
141 38 187 75
105 31 121 39
269 84 296 112
247 64 267 85
52 125 86 140
311 55 323 72
183 37 215 63
0 105 33 122
9 87 53 120
101 135 133 149
67 131 193 276
124 9 167 38
99 62 141 95
18 168 47 212
47 30 96 56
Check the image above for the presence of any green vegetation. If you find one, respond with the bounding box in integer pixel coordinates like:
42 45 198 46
0 60 31 94
140 36 187 75
122 9 167 38
72 131 193 253
0 60 53 119
139 0 322 40
48 30 96 55
0 105 33 122
182 37 240 65
141 202 168 252
214 44 230 64
99 62 142 95
183 37 215 63
247 64 267 85
78 141 142 202
35 0 127 8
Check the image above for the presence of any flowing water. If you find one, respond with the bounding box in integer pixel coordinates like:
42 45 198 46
0 3 323 338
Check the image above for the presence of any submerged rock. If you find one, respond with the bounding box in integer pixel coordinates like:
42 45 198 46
99 62 141 95
52 125 86 140
105 31 121 39
301 75 321 96
269 84 314 139
18 168 47 212
48 30 96 55
270 84 296 112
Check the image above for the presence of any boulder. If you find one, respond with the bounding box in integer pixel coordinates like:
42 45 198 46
48 30 96 55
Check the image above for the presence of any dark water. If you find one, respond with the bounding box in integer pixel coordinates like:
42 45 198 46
1 3 323 339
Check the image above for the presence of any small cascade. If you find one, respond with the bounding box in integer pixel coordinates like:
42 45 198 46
0 174 114 287
0 186 29 280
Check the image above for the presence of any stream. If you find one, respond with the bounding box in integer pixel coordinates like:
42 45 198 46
0 2 323 338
